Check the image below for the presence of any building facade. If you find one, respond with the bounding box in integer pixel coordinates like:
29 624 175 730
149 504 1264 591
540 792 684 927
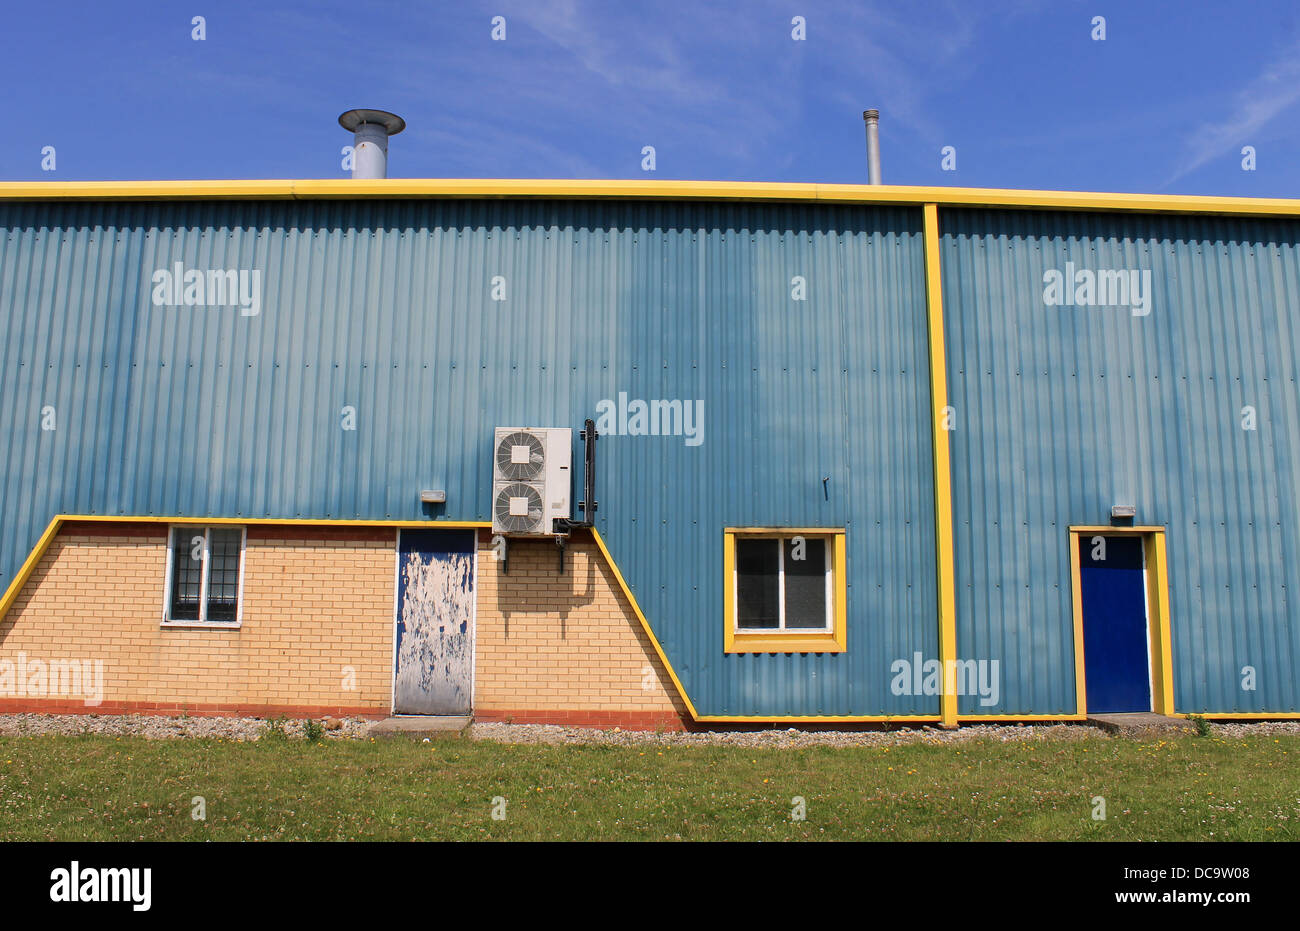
1 180 1297 727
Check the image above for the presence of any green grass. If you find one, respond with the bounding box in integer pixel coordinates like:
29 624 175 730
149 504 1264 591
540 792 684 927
0 733 1297 841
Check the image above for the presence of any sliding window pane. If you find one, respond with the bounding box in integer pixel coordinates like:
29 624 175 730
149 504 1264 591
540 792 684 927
783 537 827 629
169 529 203 621
736 539 780 628
206 529 242 622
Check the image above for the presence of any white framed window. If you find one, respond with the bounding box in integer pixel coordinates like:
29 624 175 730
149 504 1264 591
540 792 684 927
735 536 832 631
163 526 246 626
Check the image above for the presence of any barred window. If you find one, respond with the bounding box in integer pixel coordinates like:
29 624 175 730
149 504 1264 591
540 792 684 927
165 527 245 625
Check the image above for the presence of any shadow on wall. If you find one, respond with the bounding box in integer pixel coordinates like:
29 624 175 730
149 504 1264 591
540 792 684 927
487 535 598 640
0 542 62 647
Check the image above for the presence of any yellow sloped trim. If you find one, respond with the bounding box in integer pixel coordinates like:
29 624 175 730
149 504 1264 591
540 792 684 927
0 179 1297 217
589 527 700 719
0 515 64 623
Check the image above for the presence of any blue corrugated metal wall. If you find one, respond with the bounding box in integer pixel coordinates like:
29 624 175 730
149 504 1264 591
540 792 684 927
0 199 938 717
941 208 1300 714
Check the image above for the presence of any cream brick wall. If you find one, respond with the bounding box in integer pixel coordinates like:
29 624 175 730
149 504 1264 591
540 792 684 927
474 533 688 719
0 524 394 713
0 522 689 725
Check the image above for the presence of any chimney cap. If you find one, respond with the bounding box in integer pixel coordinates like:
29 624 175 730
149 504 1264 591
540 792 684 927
862 109 879 121
338 109 406 135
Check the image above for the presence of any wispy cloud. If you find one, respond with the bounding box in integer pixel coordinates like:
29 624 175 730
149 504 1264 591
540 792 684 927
1163 36 1300 186
814 1 988 140
182 0 1008 180
404 122 606 179
483 0 800 172
486 0 1014 176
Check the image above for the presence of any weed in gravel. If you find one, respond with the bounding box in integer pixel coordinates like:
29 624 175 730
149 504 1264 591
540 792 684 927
302 718 325 743
263 717 289 741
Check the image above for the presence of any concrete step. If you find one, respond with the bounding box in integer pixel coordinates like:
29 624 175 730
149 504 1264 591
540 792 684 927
367 715 472 736
1087 712 1198 737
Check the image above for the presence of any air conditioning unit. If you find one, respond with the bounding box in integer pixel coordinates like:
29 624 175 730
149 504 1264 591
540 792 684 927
491 427 572 536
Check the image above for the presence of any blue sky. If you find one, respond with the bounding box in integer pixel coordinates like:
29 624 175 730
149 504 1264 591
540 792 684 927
4 0 1299 195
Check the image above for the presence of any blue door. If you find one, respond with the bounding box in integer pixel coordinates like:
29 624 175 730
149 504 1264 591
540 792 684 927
1080 535 1152 713
394 529 476 714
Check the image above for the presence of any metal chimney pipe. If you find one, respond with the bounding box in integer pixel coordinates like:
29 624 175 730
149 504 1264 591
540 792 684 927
338 109 406 179
862 109 882 184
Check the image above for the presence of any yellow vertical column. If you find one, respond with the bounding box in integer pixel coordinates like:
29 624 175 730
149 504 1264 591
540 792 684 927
922 204 959 728
1148 532 1176 715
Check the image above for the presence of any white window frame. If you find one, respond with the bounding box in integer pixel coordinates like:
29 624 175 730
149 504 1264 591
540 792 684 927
734 535 833 633
161 525 246 628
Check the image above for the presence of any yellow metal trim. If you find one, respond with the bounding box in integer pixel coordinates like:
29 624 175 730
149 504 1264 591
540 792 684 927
727 636 845 653
1068 527 1176 716
0 515 64 623
725 526 851 534
723 533 737 654
923 204 959 728
0 180 301 201
957 714 1088 722
1069 524 1166 533
589 527 700 719
1170 712 1300 720
1145 533 1176 715
2 179 1299 217
833 533 847 649
54 514 490 528
1070 533 1087 716
695 714 943 723
722 529 847 654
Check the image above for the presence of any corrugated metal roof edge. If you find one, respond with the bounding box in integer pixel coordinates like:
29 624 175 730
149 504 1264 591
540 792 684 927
0 179 1298 217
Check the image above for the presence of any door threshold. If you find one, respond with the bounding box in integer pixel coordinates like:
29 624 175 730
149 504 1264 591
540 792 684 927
1087 712 1195 736
367 715 473 735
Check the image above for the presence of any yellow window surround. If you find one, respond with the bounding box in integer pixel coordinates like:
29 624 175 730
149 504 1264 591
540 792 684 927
723 528 847 654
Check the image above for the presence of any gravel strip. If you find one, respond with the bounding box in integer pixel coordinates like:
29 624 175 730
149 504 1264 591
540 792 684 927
1205 720 1300 738
0 713 371 740
1 714 1297 745
469 722 1098 747
471 719 1300 747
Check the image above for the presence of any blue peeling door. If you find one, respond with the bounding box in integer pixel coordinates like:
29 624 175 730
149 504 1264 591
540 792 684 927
1080 535 1151 713
395 530 476 714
